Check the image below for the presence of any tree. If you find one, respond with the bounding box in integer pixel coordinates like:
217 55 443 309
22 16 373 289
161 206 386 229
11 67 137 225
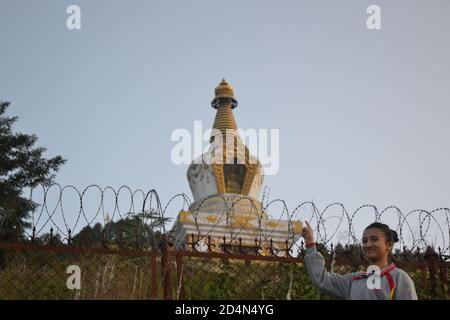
71 222 104 247
72 209 171 250
0 101 66 242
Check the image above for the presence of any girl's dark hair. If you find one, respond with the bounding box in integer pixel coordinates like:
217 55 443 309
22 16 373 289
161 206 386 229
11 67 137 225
365 222 399 243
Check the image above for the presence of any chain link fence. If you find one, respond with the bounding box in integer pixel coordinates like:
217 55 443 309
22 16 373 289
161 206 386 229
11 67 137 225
0 236 448 300
0 243 160 300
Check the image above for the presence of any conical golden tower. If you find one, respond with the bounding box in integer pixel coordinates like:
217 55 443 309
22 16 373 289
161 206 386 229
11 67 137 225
211 78 238 132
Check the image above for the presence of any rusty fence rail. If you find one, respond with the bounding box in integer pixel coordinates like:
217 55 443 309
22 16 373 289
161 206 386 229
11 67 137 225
0 235 449 300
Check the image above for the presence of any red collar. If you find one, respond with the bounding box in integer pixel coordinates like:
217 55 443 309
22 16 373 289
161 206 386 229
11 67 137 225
380 263 396 276
352 263 396 281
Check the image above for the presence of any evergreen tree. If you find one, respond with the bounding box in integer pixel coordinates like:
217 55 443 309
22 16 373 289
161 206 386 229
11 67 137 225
0 101 65 242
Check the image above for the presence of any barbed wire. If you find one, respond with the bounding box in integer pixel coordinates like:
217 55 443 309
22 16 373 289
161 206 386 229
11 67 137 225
1 183 448 256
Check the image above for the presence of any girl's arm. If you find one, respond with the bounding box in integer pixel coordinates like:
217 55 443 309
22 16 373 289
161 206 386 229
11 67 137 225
304 245 353 299
302 221 353 299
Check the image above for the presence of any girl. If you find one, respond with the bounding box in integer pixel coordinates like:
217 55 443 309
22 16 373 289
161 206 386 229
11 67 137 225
302 221 417 300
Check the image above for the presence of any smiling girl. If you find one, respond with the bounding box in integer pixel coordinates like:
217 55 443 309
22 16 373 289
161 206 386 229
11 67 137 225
302 221 417 300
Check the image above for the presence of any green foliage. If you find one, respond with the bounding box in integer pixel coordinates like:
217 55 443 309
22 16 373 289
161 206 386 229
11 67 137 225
0 101 65 242
180 257 322 300
71 210 170 250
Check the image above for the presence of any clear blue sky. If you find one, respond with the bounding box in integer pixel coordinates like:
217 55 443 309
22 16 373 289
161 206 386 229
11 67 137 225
1 0 449 240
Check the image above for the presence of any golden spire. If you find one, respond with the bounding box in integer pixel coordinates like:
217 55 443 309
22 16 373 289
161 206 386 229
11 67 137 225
211 78 238 132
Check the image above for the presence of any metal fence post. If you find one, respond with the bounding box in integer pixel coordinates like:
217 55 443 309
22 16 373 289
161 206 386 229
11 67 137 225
424 246 439 298
160 234 172 299
439 262 449 299
438 247 449 299
176 253 185 299
151 253 158 300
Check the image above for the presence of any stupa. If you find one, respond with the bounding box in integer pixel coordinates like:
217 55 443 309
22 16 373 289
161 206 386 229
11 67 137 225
171 79 302 254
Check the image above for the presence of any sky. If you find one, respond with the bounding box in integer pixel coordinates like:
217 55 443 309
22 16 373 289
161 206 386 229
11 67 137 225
1 0 449 244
